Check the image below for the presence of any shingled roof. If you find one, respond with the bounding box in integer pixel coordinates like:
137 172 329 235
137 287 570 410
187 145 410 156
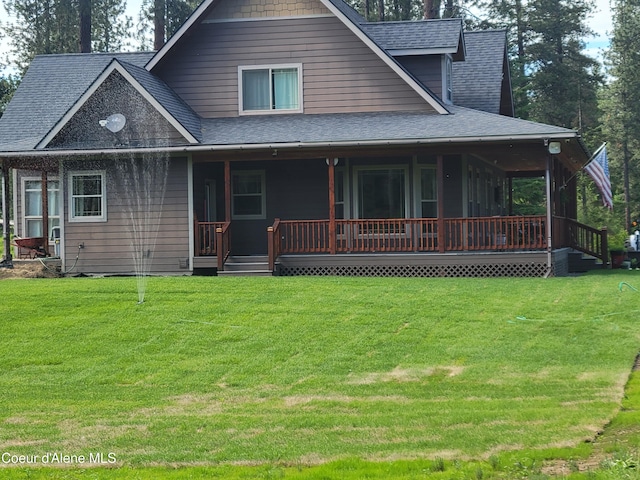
452 29 513 116
0 52 154 151
0 0 583 158
198 107 577 146
361 18 465 60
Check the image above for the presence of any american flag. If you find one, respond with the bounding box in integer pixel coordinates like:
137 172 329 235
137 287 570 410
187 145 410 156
584 144 613 210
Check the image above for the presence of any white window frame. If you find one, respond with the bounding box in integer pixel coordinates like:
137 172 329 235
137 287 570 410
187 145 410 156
21 176 61 237
238 64 303 115
417 166 438 218
442 55 453 104
353 166 410 219
68 170 107 223
231 170 266 220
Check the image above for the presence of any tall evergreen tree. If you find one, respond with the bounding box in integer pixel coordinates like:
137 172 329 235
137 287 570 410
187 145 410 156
0 73 19 117
1 0 132 74
600 0 640 230
137 0 200 50
91 0 131 53
526 0 601 132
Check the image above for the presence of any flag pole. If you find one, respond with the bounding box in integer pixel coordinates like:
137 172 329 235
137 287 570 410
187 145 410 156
559 142 607 191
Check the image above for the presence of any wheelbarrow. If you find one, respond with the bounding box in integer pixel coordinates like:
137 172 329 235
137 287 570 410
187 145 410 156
13 237 47 259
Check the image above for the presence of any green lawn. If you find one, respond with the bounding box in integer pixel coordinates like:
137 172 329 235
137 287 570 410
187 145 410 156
1 272 640 478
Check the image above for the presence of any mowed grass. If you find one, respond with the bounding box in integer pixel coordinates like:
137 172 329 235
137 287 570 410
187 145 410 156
0 272 639 477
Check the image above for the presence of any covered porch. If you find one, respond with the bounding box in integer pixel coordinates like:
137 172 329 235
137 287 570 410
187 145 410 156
191 137 607 277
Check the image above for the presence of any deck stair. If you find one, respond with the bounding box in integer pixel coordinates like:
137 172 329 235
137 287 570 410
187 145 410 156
568 249 603 273
217 255 273 277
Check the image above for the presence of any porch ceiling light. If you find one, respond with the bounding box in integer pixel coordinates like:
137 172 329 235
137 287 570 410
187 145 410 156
548 141 562 155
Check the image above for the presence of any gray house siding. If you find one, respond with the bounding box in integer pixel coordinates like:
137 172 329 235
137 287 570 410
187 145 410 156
154 16 436 118
62 157 190 274
397 56 443 100
200 159 330 255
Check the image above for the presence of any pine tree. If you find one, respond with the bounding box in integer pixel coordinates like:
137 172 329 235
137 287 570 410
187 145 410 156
137 0 200 50
526 0 602 131
601 0 640 230
1 0 132 74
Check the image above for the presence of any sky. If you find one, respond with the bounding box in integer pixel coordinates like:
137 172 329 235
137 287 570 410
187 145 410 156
0 0 614 69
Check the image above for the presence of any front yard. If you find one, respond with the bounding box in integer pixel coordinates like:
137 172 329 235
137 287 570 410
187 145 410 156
0 272 639 478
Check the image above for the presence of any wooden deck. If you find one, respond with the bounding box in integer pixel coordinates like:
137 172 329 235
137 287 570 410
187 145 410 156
193 215 606 277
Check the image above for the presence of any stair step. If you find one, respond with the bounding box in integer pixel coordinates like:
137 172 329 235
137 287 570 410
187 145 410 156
568 250 602 273
226 255 268 263
217 269 273 277
218 255 272 276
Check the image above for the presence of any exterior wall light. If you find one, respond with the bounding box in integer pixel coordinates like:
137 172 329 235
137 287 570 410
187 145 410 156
548 141 562 154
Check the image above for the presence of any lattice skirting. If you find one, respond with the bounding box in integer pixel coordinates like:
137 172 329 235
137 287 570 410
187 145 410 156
278 261 551 278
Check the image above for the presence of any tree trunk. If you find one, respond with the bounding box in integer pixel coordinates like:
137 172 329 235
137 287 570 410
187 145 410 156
424 0 440 19
79 0 91 53
154 0 166 50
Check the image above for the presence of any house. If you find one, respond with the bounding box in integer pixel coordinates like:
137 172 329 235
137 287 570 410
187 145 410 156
0 0 607 277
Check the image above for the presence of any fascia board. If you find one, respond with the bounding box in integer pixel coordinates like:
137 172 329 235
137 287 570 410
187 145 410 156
389 47 458 56
37 60 198 149
11 132 582 159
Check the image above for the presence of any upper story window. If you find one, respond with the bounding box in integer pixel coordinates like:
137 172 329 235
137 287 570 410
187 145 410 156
239 64 303 114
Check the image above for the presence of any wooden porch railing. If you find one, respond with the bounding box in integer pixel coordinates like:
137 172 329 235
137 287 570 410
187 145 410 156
267 218 281 272
197 216 607 272
268 216 547 264
216 222 231 271
443 216 546 251
560 217 608 266
195 221 226 256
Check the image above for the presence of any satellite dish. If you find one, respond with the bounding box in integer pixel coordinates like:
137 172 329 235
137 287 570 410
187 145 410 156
99 113 126 133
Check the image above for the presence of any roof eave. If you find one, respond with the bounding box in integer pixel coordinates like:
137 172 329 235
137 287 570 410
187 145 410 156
1 132 583 159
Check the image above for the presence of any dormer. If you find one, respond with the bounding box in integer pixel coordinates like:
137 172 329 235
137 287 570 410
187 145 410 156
361 18 465 105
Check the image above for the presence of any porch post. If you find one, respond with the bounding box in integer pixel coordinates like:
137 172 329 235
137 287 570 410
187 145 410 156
508 176 513 216
437 154 445 253
224 160 231 222
41 170 50 256
545 152 553 276
327 158 336 255
1 159 12 266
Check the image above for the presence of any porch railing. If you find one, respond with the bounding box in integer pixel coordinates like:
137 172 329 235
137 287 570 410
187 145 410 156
559 217 608 266
195 221 226 256
269 216 547 259
195 215 607 273
267 218 281 272
216 222 231 271
194 220 231 269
